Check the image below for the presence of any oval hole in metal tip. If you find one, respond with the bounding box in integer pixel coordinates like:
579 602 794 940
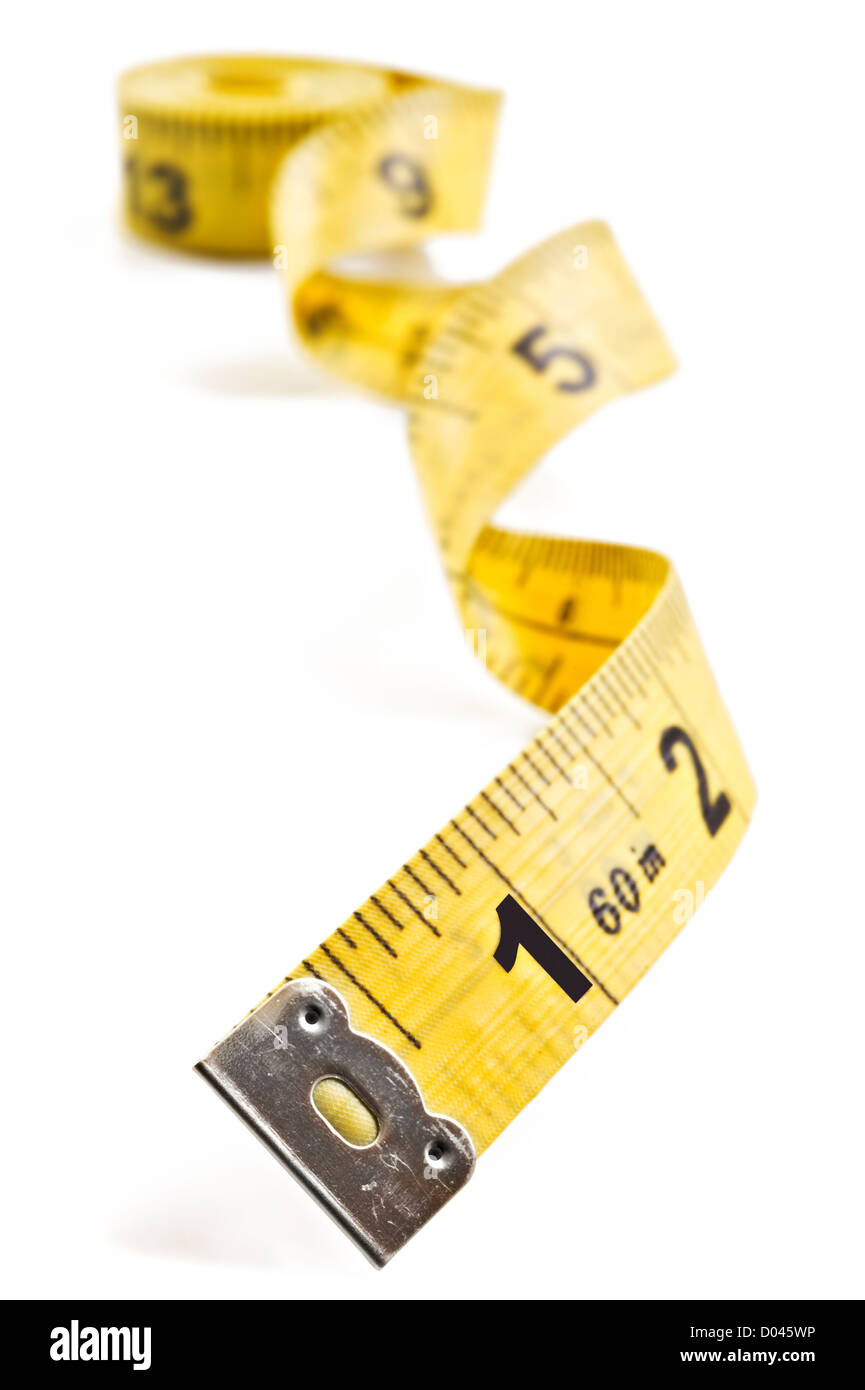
312 1077 380 1148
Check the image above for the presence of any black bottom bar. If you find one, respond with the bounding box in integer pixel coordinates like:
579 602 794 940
3 1299 858 1375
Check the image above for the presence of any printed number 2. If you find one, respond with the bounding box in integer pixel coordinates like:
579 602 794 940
511 326 596 392
493 895 592 1003
659 726 731 836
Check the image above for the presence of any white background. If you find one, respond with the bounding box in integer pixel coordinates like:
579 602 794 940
2 0 863 1301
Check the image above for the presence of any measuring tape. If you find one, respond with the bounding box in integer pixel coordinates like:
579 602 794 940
119 55 756 1265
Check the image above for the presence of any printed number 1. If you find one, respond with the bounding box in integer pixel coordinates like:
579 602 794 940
494 895 592 1003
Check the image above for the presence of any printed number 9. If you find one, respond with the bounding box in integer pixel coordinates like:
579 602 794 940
377 154 432 218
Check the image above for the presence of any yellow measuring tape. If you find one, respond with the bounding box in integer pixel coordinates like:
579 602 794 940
119 55 756 1264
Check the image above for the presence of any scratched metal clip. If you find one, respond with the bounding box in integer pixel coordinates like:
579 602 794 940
196 978 475 1266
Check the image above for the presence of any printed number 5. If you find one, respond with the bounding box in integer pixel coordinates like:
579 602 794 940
511 325 596 392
